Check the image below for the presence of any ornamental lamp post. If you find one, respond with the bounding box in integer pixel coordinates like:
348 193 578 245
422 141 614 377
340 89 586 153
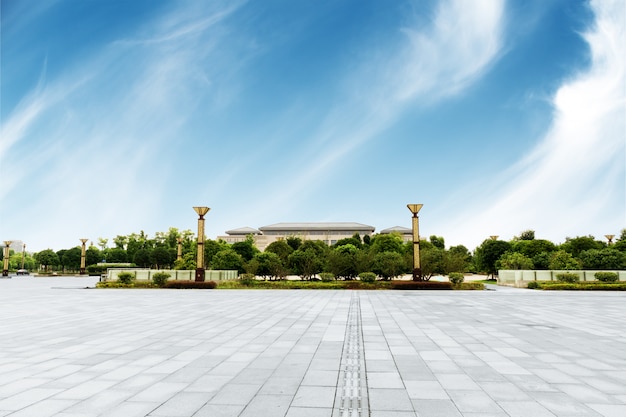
605 235 615 245
3 241 13 277
193 206 210 282
80 239 88 275
407 204 423 281
177 238 183 261
21 244 26 270
490 235 499 241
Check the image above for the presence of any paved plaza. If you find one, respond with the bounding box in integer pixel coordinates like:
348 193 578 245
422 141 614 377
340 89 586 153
1 277 625 417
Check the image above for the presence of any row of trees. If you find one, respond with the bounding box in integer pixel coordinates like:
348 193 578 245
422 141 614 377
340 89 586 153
6 228 626 278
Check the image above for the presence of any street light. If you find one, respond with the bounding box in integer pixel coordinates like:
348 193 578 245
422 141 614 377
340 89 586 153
80 239 88 275
490 235 499 241
3 241 13 277
193 206 210 282
177 238 183 261
21 244 26 270
605 235 615 245
407 204 423 281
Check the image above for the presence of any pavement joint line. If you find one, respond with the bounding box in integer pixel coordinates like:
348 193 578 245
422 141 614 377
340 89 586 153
334 293 368 417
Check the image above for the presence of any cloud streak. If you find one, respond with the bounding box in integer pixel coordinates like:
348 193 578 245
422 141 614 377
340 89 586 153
248 0 505 221
442 0 625 247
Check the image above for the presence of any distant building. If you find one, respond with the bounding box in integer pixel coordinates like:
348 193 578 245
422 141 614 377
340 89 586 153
219 222 376 251
379 226 412 242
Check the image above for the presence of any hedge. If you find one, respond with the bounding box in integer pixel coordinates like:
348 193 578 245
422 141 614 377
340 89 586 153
390 281 453 290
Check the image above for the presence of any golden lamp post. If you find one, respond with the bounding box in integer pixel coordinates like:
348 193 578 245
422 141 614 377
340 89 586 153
79 239 88 275
193 206 210 282
605 234 615 245
490 235 499 241
177 238 183 261
407 204 423 281
3 241 13 277
21 244 26 270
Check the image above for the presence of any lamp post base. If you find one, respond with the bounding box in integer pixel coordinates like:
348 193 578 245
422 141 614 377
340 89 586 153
412 268 422 281
2 270 8 277
195 268 205 282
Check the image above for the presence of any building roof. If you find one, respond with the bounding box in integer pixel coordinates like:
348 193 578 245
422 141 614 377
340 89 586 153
259 222 375 232
379 226 412 234
225 227 261 235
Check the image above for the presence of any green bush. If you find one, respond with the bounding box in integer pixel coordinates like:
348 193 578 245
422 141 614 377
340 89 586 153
164 280 217 289
96 281 155 288
117 271 136 284
595 272 619 283
319 272 335 282
448 272 465 285
458 282 485 290
152 272 171 287
542 283 626 291
239 273 256 286
391 281 452 290
527 281 540 289
556 272 579 283
358 272 377 283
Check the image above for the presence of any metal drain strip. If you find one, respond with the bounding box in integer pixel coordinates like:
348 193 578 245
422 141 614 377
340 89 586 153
333 293 368 417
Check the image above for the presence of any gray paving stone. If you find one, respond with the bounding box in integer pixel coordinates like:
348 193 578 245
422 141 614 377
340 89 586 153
2 278 626 417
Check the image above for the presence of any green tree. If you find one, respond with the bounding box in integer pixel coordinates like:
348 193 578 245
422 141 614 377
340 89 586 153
150 247 172 269
328 244 359 280
265 240 294 264
232 235 259 262
289 248 323 280
204 239 229 266
252 252 285 280
212 249 244 273
473 239 512 277
512 239 556 258
372 251 406 280
429 235 445 250
532 252 551 270
286 236 303 251
61 247 82 272
579 248 626 270
106 248 128 263
496 252 534 270
86 246 102 266
515 230 535 240
97 238 108 251
113 235 129 249
560 236 604 258
420 246 446 280
370 233 404 255
332 236 362 249
549 250 581 270
35 249 59 271
133 248 152 268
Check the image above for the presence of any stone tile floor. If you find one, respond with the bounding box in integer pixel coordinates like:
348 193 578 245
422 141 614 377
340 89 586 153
0 277 625 416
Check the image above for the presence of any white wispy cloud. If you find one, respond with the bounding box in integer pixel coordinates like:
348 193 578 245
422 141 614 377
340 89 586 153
441 0 625 247
246 0 505 221
1 2 245 250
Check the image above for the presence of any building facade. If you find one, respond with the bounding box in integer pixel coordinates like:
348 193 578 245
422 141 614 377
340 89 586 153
219 222 376 251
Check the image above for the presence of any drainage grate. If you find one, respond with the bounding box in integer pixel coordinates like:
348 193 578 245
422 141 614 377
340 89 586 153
333 293 368 417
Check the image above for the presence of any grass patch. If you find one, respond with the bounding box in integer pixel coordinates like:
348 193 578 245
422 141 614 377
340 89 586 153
96 281 156 288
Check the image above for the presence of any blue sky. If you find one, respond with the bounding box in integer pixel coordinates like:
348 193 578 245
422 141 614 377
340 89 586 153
1 0 624 253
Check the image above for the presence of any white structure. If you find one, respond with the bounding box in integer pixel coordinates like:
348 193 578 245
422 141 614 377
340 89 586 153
219 222 376 251
379 226 412 242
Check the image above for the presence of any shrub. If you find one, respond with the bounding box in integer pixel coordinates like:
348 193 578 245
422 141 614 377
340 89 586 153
556 272 580 283
448 272 465 285
595 272 618 283
96 280 155 288
117 271 136 284
152 272 171 287
391 281 452 290
527 281 540 289
163 280 217 289
239 273 256 286
319 272 335 282
358 272 377 283
458 282 485 290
